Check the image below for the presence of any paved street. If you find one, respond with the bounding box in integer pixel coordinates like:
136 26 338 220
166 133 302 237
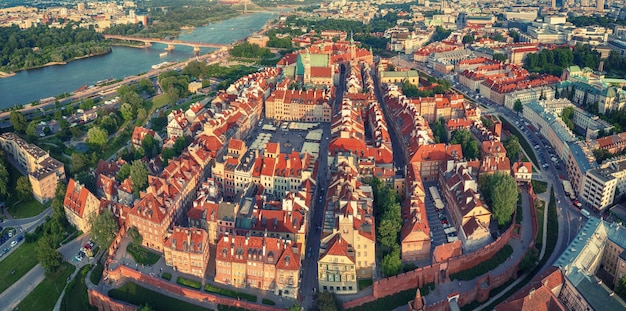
0 227 91 309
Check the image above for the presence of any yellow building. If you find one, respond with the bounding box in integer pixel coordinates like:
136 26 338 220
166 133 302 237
163 227 210 278
318 234 358 294
0 133 65 203
63 179 100 233
264 87 332 122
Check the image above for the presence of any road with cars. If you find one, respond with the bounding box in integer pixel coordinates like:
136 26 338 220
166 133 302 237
0 208 94 309
453 78 583 271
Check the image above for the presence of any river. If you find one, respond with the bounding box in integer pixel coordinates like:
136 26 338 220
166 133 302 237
0 12 277 109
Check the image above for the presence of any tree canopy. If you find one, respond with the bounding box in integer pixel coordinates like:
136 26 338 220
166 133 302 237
9 111 26 133
87 126 108 149
504 135 522 162
130 160 149 194
89 209 119 249
37 235 63 273
313 291 343 311
450 130 479 159
482 172 518 226
16 176 32 200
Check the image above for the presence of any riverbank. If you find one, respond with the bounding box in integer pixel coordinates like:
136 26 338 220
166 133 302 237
0 71 15 79
0 50 112 78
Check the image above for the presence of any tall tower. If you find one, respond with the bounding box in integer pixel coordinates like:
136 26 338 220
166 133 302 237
244 0 248 14
349 32 356 62
303 49 311 83
596 0 604 11
551 0 557 9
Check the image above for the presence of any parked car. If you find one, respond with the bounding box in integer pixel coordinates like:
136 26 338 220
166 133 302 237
10 241 17 248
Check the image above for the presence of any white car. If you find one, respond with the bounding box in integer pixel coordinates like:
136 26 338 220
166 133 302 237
10 241 17 248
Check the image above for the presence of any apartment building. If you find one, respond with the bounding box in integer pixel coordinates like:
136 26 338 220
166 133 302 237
131 126 163 149
523 101 576 160
401 163 431 263
163 227 210 278
580 158 626 211
0 132 65 203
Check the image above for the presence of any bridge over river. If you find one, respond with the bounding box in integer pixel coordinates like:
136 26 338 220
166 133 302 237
103 35 235 53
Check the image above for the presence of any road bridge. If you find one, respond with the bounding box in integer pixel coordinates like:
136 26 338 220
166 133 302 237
103 35 231 53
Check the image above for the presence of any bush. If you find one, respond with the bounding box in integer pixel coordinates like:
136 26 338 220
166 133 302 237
161 272 172 281
262 298 276 305
204 284 257 302
176 277 201 289
126 244 161 265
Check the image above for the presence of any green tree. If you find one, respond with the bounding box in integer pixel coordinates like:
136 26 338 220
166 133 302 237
89 209 119 249
71 152 89 174
37 235 63 273
519 248 538 273
504 135 522 162
381 247 402 276
513 99 523 114
16 176 32 200
402 80 419 97
431 117 448 143
288 303 302 311
450 130 478 159
116 163 131 182
0 162 9 199
462 34 474 45
561 106 575 130
130 160 149 194
493 53 507 62
141 134 158 159
488 172 518 226
378 217 401 250
120 103 136 121
87 126 108 149
314 291 342 311
137 305 155 311
128 226 143 246
9 111 27 133
26 120 38 139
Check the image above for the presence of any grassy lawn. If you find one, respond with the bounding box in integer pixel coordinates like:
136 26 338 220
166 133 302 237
358 278 373 290
500 117 539 167
15 262 76 311
531 180 548 194
6 198 46 218
204 283 257 302
0 241 38 294
61 264 97 311
109 282 213 311
152 94 172 108
545 190 558 262
126 243 161 265
261 298 276 305
90 262 105 285
346 283 435 311
161 272 172 281
535 199 545 250
177 276 202 290
450 244 514 281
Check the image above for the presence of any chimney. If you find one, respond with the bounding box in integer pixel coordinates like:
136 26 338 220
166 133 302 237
245 235 249 245
231 244 234 256
224 234 229 243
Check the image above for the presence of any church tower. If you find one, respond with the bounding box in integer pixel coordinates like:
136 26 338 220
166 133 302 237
303 49 311 83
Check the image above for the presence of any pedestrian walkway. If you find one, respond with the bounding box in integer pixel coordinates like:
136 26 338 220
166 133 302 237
0 264 45 310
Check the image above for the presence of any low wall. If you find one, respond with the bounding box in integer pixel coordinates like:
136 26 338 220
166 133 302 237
88 289 137 311
344 218 516 309
95 265 285 311
424 258 521 311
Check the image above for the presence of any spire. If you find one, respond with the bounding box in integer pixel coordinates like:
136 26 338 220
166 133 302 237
410 288 424 310
350 31 354 44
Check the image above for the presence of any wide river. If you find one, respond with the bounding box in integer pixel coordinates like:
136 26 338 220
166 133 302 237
0 12 277 109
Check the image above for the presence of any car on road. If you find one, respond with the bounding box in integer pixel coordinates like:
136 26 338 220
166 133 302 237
10 241 17 248
16 235 23 242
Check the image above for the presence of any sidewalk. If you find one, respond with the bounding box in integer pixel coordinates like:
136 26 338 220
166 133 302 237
0 264 45 310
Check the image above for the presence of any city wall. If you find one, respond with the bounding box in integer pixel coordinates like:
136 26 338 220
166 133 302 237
89 265 285 311
88 289 137 311
344 216 517 309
